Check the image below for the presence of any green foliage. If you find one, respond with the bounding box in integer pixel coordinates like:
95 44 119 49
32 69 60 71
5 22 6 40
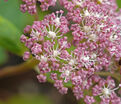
0 94 53 104
0 16 25 55
117 0 121 8
0 0 34 56
0 47 8 65
0 0 34 31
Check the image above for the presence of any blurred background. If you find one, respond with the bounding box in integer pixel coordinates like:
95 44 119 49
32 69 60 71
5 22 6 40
0 0 121 104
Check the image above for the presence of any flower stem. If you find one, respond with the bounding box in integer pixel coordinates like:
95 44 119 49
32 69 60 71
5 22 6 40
34 2 39 21
34 11 39 21
0 58 39 78
95 71 121 81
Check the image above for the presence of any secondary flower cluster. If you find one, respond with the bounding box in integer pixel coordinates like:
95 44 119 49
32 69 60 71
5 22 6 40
21 0 121 104
20 0 57 14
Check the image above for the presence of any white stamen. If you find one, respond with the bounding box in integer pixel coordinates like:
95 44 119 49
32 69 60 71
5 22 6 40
53 11 63 26
40 55 48 62
65 53 78 70
84 10 90 17
83 26 91 32
97 24 105 32
48 31 56 39
110 46 116 53
88 34 97 41
62 41 67 46
73 0 84 6
69 59 76 66
53 50 60 57
90 53 97 59
54 17 61 26
83 80 88 87
65 70 70 76
95 13 100 18
32 29 40 37
102 87 111 97
110 34 118 41
80 55 90 62
43 23 61 40
100 84 121 98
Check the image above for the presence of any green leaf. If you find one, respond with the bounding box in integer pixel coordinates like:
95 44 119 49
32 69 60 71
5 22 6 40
0 0 50 31
0 47 8 65
0 0 34 31
0 16 25 55
117 0 121 8
0 0 34 56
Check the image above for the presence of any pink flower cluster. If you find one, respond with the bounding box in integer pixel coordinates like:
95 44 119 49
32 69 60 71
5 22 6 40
20 0 37 15
20 0 57 14
21 0 121 103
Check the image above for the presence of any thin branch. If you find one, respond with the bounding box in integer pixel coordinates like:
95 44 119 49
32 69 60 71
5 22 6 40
95 71 121 82
0 58 39 78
